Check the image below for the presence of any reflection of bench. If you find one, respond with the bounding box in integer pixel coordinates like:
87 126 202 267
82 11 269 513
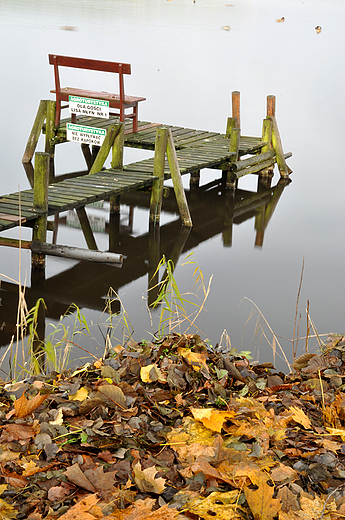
48 54 146 133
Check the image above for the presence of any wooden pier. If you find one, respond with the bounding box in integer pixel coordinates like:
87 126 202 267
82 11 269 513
0 91 292 267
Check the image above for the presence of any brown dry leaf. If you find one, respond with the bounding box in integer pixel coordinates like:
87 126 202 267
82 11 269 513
244 471 281 520
64 463 97 493
84 464 117 493
191 407 236 433
14 391 49 418
132 462 166 494
97 384 126 408
277 486 299 513
270 463 298 484
287 406 311 429
292 352 316 371
184 490 243 520
58 494 99 520
140 364 166 383
0 423 36 442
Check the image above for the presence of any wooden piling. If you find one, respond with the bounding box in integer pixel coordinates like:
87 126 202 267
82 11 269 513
226 127 240 189
166 129 193 228
150 127 168 226
45 100 56 158
232 91 241 129
225 117 237 138
111 122 124 169
267 95 276 117
32 152 50 269
22 100 47 164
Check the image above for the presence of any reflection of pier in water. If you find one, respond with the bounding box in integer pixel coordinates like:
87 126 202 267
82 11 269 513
0 176 289 348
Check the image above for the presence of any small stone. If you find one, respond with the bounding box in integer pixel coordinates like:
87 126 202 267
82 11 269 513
329 375 343 388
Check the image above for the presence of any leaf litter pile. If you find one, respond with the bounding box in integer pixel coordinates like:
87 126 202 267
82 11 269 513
2 333 345 520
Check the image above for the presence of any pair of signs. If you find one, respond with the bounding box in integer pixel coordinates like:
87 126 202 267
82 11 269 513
66 96 109 147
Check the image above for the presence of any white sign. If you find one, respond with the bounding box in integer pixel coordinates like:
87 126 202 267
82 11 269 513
69 96 109 119
67 123 106 146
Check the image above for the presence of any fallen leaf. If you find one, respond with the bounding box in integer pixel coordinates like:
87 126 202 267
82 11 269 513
185 490 243 519
133 462 166 494
140 364 166 383
58 494 99 520
0 498 17 519
244 472 281 520
14 391 49 418
69 386 89 401
191 407 235 433
97 384 126 408
64 463 97 493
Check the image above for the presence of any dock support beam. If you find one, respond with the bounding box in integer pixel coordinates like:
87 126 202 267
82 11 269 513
166 128 193 228
32 152 50 269
226 127 240 190
149 127 168 226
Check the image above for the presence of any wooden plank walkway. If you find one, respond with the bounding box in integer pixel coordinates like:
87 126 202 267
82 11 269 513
0 119 267 232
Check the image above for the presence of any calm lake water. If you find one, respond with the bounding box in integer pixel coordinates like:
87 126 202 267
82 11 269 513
0 0 344 373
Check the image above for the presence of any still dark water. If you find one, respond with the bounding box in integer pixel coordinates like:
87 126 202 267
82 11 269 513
1 0 345 373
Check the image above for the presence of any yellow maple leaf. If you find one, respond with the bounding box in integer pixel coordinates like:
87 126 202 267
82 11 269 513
69 386 89 401
191 408 236 433
177 347 208 372
140 364 166 383
288 406 311 429
244 471 281 520
185 490 243 520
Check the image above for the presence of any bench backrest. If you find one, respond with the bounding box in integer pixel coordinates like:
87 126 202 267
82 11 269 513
48 54 131 101
48 55 131 74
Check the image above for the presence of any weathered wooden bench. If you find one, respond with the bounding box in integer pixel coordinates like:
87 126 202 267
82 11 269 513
48 54 146 133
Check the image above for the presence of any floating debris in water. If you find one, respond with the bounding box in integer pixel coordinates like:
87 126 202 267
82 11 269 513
60 26 78 31
315 25 322 33
222 25 231 31
276 17 285 22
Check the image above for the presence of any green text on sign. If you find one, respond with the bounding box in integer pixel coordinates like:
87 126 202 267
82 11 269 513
67 123 107 146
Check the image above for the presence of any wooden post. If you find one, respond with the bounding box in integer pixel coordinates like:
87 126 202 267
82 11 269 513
270 116 289 178
45 100 56 157
267 95 276 117
89 124 122 175
149 127 168 226
226 127 240 189
232 91 241 129
111 122 124 169
225 117 237 138
32 152 50 269
76 207 98 250
22 100 47 164
166 129 193 228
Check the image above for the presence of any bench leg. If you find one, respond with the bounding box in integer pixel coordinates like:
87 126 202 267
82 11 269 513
55 98 61 127
133 105 138 133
